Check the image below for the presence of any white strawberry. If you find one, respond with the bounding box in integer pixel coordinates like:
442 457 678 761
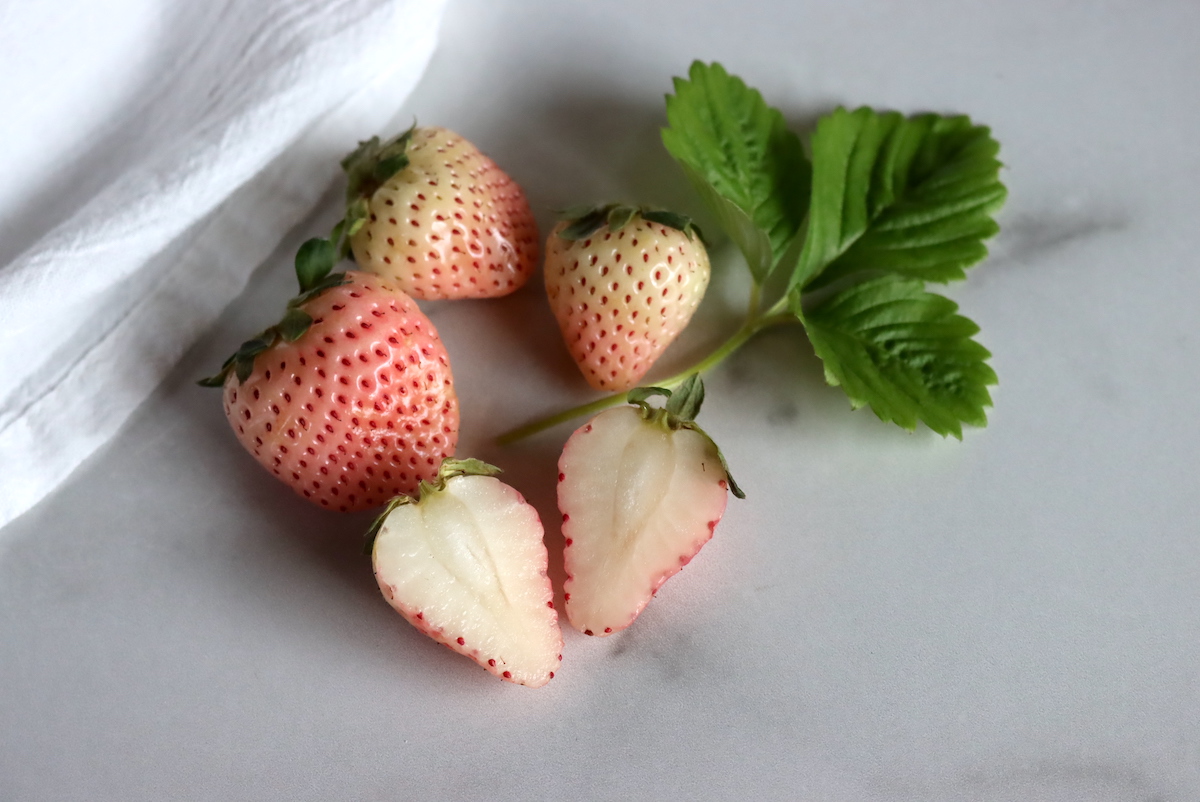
370 459 563 687
557 375 743 636
544 204 710 392
341 126 538 300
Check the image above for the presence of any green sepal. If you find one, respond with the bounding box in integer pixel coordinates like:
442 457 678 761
196 332 272 387
295 237 337 292
233 341 269 383
627 385 672 416
341 123 416 203
435 457 503 482
290 272 349 309
276 308 313 343
556 203 601 221
337 197 371 257
197 262 348 388
334 123 417 257
664 373 704 420
624 375 745 499
373 152 410 184
558 206 611 241
606 204 637 233
196 356 236 387
363 494 411 555
555 203 701 243
362 457 503 554
679 423 746 500
640 209 703 243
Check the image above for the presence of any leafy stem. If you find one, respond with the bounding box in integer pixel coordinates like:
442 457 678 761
500 62 1005 444
496 306 797 445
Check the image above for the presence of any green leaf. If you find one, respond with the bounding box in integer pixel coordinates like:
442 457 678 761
791 108 1006 293
295 238 336 292
662 61 811 281
800 275 997 438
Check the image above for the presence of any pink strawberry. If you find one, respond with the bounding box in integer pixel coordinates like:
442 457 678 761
370 459 563 687
557 375 743 636
544 204 710 392
342 125 539 300
201 238 458 512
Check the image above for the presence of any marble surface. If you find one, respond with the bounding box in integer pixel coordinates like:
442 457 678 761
3 1 1199 799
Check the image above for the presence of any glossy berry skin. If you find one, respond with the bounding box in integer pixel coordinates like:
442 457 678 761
221 272 458 512
544 216 710 392
350 127 539 300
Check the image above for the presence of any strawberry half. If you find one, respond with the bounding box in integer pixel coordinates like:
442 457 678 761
341 125 539 300
544 204 710 392
201 239 458 512
369 459 563 687
557 375 743 636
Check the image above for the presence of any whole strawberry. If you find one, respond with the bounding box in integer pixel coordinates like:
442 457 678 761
544 204 710 392
201 239 459 512
370 459 563 688
340 125 539 300
557 375 743 636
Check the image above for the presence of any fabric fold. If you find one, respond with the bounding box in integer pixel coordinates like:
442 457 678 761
0 0 449 528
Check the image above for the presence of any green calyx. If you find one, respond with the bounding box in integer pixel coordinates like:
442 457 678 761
335 123 418 257
363 458 503 552
627 375 745 499
197 237 348 388
200 124 419 388
555 203 703 244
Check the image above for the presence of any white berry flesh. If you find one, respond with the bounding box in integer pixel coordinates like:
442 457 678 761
558 405 730 636
373 474 563 687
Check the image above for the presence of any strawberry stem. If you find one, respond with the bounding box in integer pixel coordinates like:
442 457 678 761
496 311 797 445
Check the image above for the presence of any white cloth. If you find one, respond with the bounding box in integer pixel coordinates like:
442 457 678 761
0 0 449 528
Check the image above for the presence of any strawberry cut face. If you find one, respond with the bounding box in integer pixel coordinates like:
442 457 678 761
373 472 563 687
558 405 730 636
222 272 458 512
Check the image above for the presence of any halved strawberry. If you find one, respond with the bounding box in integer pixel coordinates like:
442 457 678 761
557 375 743 636
370 459 563 687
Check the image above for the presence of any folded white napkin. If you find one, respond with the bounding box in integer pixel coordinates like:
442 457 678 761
0 0 449 528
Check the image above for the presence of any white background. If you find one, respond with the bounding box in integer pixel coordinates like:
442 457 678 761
2 1 1198 800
